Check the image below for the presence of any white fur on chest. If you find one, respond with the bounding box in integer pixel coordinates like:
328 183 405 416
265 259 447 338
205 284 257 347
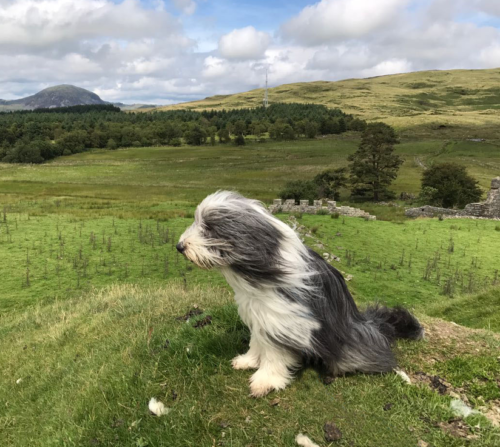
221 268 319 352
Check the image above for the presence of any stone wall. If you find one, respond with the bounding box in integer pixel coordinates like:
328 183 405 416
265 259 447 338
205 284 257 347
405 177 500 220
268 199 376 220
405 205 466 218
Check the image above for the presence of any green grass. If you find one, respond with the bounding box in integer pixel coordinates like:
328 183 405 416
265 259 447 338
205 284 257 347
296 215 500 312
0 212 223 311
429 288 500 332
0 137 498 209
1 137 500 445
2 210 499 316
1 283 499 446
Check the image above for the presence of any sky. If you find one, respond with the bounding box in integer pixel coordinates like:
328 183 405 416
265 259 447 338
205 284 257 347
1 0 500 104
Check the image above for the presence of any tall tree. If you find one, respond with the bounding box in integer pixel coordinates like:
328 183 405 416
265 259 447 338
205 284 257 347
348 122 403 201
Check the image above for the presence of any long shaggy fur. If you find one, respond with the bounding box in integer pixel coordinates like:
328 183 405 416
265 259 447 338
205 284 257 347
177 191 424 397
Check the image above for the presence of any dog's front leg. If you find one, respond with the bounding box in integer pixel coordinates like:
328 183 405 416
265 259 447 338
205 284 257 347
249 343 299 398
231 333 261 370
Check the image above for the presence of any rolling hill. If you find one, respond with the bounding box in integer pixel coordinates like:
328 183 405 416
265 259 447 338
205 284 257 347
155 68 500 130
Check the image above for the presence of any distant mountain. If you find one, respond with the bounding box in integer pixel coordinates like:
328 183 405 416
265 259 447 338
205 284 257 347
113 102 158 111
0 85 106 110
0 85 156 111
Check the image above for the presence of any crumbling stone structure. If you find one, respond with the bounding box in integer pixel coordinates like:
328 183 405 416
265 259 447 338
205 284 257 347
268 199 376 220
405 177 500 219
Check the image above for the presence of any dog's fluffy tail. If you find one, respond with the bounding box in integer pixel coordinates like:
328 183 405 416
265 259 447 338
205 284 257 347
363 304 424 342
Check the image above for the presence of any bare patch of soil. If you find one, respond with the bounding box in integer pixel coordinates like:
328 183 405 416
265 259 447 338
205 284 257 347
437 418 478 440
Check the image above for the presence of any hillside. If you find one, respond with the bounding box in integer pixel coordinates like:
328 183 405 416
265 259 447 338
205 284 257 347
155 68 500 130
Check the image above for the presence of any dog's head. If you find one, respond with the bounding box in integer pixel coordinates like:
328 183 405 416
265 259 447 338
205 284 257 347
177 191 284 271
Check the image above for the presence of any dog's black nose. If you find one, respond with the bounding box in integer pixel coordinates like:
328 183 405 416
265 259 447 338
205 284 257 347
176 242 185 254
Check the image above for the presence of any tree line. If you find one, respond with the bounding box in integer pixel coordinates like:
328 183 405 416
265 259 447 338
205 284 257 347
0 103 367 163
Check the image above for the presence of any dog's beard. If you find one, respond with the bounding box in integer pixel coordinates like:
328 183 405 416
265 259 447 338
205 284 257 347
183 245 218 269
179 226 229 269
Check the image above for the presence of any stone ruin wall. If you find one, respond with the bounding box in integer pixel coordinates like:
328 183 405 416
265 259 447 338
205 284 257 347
405 177 500 220
268 199 377 220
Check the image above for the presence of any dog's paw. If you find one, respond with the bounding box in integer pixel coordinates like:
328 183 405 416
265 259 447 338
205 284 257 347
249 370 290 398
231 354 259 370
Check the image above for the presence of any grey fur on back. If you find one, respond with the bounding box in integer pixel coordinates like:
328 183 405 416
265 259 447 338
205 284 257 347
280 249 423 375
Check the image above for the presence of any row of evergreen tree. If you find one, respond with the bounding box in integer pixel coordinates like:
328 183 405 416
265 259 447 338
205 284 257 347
0 103 367 163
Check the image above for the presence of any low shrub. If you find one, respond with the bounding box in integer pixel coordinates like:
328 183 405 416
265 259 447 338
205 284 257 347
279 180 318 203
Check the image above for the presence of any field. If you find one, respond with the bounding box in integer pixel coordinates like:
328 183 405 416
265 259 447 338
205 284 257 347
1 136 500 446
154 69 500 133
1 136 499 205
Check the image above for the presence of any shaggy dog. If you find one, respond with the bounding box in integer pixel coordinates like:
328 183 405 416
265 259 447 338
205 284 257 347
177 191 424 397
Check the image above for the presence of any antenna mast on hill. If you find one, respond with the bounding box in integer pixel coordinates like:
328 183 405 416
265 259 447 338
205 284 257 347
263 69 269 108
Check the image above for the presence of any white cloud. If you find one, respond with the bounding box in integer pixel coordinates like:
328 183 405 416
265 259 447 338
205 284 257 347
281 0 410 45
172 0 196 15
1 0 500 105
308 44 376 71
478 43 500 68
0 0 181 49
218 26 271 60
476 0 500 17
361 59 413 77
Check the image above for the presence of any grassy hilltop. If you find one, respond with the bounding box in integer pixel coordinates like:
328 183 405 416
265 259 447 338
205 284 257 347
155 68 500 131
1 206 500 446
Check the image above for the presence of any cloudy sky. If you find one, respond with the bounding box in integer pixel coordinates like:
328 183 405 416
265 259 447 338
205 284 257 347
1 0 500 104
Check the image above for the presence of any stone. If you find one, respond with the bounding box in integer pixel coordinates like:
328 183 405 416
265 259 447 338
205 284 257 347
267 198 377 220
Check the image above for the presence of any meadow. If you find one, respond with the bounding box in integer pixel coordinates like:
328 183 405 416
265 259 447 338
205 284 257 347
1 135 499 205
1 136 500 446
